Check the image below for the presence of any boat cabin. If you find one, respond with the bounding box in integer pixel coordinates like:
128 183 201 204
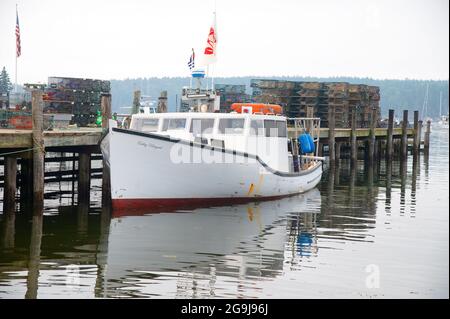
130 112 295 172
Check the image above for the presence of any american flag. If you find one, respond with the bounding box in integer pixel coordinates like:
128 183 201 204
187 48 195 70
16 8 21 57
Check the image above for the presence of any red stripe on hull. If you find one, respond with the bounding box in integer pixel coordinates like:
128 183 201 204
112 195 295 217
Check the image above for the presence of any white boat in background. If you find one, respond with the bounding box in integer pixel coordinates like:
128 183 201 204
437 92 449 129
101 110 323 214
438 115 449 129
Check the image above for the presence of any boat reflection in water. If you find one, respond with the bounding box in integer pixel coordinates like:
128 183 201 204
101 189 321 298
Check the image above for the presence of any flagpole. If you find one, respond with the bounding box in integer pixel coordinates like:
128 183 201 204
15 4 18 93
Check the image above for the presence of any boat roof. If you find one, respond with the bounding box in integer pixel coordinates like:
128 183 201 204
131 112 287 121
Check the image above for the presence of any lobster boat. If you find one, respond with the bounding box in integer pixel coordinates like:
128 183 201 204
100 102 324 214
100 12 323 214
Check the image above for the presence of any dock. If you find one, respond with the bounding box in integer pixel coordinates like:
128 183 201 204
0 128 102 150
0 90 431 217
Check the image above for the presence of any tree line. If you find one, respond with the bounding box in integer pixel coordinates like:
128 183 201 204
110 76 449 119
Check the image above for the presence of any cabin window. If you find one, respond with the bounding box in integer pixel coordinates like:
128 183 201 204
141 119 159 132
218 118 245 134
249 120 264 136
264 120 287 137
264 120 277 137
190 118 215 135
162 118 186 131
276 120 287 137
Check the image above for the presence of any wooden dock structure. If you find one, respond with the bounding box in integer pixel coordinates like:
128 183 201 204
0 90 431 216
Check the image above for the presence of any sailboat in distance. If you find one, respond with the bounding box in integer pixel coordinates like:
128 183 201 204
438 91 449 129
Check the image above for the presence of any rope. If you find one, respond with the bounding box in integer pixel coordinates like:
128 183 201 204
0 147 37 157
32 136 47 155
0 136 47 158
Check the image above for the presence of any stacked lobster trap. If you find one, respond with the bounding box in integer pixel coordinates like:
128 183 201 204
251 79 381 128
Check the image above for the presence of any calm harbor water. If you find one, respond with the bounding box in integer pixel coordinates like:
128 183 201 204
0 127 448 298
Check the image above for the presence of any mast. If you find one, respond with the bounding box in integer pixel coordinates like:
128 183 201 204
439 91 442 118
421 83 429 120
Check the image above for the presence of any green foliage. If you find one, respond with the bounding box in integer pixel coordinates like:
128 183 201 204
0 67 13 95
107 76 448 119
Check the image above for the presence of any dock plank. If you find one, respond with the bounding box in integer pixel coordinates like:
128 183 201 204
0 128 103 149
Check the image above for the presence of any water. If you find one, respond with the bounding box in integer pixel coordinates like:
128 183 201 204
0 127 448 298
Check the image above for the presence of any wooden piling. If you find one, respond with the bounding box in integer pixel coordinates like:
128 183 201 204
418 120 423 152
373 138 379 159
291 138 299 172
78 152 91 206
424 120 431 152
386 109 394 160
132 90 141 115
306 106 314 132
335 142 341 161
32 91 45 215
101 93 112 129
3 156 17 214
351 107 357 163
368 107 377 163
328 105 335 162
157 91 168 113
413 111 420 154
101 94 112 209
19 155 33 214
401 110 408 159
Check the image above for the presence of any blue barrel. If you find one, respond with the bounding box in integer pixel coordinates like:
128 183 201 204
298 133 315 154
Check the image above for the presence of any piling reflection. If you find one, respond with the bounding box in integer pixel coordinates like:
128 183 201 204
399 159 407 215
25 215 43 299
385 159 392 214
1 211 15 249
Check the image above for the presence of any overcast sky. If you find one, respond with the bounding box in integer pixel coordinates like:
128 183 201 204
0 0 448 84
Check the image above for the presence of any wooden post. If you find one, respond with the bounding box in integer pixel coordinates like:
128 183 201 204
335 141 341 161
101 93 112 130
78 151 91 206
386 109 394 160
19 155 33 215
413 110 420 154
368 107 377 163
306 106 314 132
418 120 423 152
318 142 323 157
157 91 168 113
132 90 141 115
351 106 357 163
32 90 45 215
101 94 112 210
401 110 408 160
424 120 431 153
3 156 17 214
328 105 335 162
373 138 379 159
291 138 299 172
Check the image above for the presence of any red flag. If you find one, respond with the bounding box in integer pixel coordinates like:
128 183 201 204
202 13 217 65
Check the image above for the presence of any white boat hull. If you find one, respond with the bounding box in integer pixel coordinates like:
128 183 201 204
101 127 322 213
